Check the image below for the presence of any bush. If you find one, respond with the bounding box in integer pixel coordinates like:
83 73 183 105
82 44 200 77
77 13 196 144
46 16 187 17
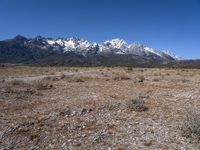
34 81 53 90
134 76 145 83
180 108 200 141
126 98 148 112
60 74 66 79
74 78 84 82
127 67 133 72
181 79 190 83
114 75 130 81
9 80 26 86
153 78 159 82
138 76 145 82
2 80 39 99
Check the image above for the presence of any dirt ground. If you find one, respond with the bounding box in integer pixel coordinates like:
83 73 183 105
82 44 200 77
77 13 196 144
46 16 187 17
0 66 200 150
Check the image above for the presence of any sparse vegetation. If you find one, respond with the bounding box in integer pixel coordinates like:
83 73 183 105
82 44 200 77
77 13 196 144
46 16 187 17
9 79 27 86
1 80 39 99
34 80 53 90
1 66 200 149
153 73 161 76
60 74 66 79
138 76 145 82
180 108 200 142
74 77 85 82
181 78 190 83
134 76 145 83
126 98 148 112
127 67 133 72
114 74 130 80
153 78 159 82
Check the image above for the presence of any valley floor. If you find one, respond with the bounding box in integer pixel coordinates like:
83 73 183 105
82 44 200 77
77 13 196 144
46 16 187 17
0 66 200 149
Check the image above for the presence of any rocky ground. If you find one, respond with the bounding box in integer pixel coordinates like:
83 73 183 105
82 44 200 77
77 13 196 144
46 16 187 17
0 66 200 149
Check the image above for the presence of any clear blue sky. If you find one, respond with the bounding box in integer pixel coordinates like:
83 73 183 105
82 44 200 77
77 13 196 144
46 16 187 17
0 0 200 59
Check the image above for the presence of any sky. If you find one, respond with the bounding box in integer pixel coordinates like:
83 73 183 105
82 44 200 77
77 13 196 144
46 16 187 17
0 0 200 59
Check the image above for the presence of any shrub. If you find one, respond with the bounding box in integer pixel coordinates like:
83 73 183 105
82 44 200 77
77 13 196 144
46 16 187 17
181 79 190 83
138 91 150 99
75 78 84 82
153 73 161 76
34 81 53 90
180 108 200 141
138 76 145 82
2 80 39 99
153 78 159 82
60 74 66 79
114 75 130 81
126 98 148 112
120 75 130 80
127 67 133 72
9 80 26 86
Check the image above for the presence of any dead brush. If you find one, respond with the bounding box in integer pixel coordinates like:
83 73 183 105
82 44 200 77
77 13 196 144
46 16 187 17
180 108 200 142
1 80 39 99
126 97 148 112
75 78 84 82
134 76 145 83
113 74 130 81
8 80 27 86
69 76 85 82
181 78 190 83
127 67 133 72
138 91 151 99
33 80 53 90
60 74 66 79
153 78 160 82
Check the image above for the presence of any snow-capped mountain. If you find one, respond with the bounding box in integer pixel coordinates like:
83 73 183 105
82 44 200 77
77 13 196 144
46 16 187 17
163 50 181 60
19 36 179 60
0 35 181 66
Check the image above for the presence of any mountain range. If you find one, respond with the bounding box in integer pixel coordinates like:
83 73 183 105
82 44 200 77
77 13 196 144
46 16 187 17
0 35 199 68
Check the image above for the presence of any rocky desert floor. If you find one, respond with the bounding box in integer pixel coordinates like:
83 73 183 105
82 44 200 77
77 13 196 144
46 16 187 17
1 65 200 150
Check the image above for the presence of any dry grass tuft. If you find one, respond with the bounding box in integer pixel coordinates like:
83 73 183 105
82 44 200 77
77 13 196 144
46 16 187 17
180 108 200 142
74 77 85 82
127 67 133 72
34 80 53 90
134 76 145 83
60 74 66 79
9 80 27 86
126 98 148 112
1 80 39 99
114 75 130 81
153 78 160 82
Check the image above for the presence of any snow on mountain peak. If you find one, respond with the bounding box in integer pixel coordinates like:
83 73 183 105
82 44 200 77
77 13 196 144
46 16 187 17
28 36 180 60
163 50 181 60
144 47 163 57
103 39 128 49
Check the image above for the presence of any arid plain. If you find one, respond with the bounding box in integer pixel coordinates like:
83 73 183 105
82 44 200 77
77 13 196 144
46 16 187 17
1 65 200 149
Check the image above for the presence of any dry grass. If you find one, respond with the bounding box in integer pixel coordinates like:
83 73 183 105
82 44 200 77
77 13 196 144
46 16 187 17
33 80 53 90
1 66 200 149
126 98 148 112
127 67 133 72
153 78 160 82
180 108 200 142
60 74 66 79
113 74 131 80
134 76 145 83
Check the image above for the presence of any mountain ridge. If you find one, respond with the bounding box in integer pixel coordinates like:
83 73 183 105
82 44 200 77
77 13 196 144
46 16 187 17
3 35 180 60
1 35 192 67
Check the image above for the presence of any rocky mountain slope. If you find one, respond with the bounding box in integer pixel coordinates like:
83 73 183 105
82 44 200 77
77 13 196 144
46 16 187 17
0 35 185 67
